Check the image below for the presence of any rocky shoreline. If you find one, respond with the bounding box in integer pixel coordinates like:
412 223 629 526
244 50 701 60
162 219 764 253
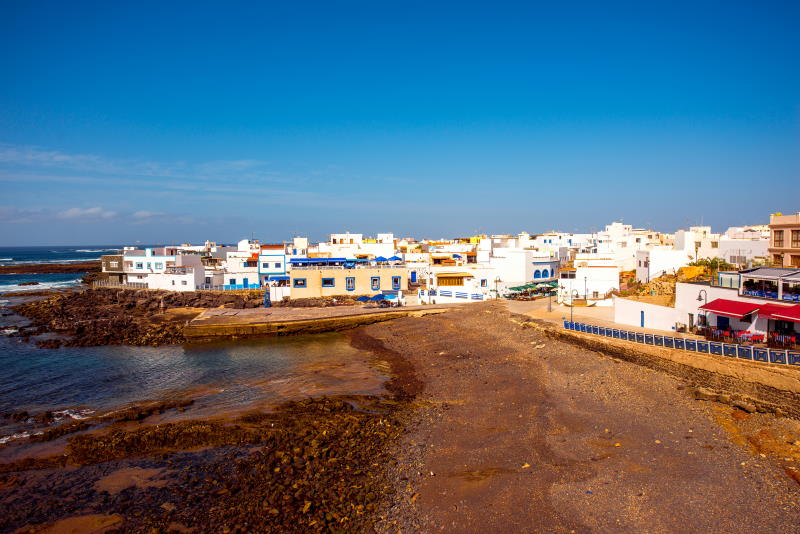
0 396 410 533
0 260 101 275
12 288 365 347
0 316 422 533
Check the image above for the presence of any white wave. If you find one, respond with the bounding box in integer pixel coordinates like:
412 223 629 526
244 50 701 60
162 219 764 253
1 328 18 335
1 258 100 266
0 431 30 445
0 258 12 261
75 248 119 253
52 408 95 421
0 279 82 293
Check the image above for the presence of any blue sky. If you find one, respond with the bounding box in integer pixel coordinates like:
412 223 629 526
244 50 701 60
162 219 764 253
1 1 797 245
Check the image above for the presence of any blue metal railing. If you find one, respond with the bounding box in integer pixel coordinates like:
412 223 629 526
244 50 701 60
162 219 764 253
561 320 800 367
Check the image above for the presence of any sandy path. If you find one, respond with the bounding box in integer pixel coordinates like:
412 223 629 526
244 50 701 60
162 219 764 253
367 302 800 533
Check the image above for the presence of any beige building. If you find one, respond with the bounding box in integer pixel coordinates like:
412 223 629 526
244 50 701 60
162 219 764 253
769 213 800 267
289 266 408 298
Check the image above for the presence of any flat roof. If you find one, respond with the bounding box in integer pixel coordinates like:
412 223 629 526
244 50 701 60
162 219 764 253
740 267 800 280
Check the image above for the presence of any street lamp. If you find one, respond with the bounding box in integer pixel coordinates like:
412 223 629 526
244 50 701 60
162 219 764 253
697 289 707 330
570 289 579 322
584 276 588 301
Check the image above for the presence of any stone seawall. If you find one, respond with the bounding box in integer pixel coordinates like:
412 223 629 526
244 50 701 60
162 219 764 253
518 317 800 419
184 309 448 342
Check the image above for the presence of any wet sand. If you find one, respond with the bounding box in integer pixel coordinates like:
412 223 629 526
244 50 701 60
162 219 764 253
364 302 800 533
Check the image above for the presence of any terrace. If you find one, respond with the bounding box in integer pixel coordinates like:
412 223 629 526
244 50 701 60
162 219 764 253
739 267 800 302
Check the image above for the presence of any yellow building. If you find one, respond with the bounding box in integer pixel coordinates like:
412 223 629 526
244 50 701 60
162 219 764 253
289 259 408 298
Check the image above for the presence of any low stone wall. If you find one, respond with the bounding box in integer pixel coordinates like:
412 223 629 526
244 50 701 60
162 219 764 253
519 317 800 419
184 309 448 342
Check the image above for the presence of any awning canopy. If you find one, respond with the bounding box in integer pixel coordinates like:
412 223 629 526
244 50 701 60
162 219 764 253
771 305 800 323
268 275 289 280
757 302 796 319
699 298 760 319
740 267 800 280
436 272 474 278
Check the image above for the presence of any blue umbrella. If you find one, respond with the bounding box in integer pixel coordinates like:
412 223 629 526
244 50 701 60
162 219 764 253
453 254 462 259
375 256 388 262
370 294 386 301
356 296 371 302
388 256 402 261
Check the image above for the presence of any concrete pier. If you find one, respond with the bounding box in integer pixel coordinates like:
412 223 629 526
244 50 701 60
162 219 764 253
184 304 452 341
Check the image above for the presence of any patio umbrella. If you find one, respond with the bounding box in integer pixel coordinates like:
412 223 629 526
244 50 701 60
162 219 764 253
388 256 402 261
370 294 386 301
356 296 371 302
453 254 462 258
375 256 388 262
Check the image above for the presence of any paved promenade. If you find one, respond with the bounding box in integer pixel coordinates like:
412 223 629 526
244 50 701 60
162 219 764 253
504 298 705 339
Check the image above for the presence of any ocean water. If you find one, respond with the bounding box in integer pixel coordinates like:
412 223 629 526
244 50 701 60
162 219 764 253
0 245 124 294
0 298 387 445
0 245 124 266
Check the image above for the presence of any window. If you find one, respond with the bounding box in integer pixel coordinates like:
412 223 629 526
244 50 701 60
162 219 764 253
371 277 380 290
205 277 211 284
392 276 401 290
774 230 784 247
542 269 549 278
136 262 143 269
181 280 187 286
147 263 151 269
230 278 236 285
274 262 281 268
480 279 487 287
711 242 718 249
534 270 541 279
155 262 163 269
109 261 119 268
171 280 175 286
792 230 800 248
322 277 335 287
438 277 463 286
293 278 307 288
345 277 355 291
262 263 269 268
593 291 599 298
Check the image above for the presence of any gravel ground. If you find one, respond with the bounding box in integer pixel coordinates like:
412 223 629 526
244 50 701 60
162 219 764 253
368 302 800 533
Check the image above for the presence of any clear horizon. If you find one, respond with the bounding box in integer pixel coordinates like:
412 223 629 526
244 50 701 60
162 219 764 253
2 1 797 246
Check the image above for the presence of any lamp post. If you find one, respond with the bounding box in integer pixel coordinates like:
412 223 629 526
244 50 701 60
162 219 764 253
570 289 579 323
584 276 588 301
697 289 707 330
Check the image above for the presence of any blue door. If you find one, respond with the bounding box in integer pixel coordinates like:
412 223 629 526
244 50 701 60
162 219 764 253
640 311 645 328
243 277 249 288
411 271 417 283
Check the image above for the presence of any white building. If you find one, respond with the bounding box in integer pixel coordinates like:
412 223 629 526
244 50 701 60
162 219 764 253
635 248 693 283
557 254 620 306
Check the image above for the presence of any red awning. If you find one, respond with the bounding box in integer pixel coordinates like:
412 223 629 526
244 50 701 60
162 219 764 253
771 304 800 323
757 302 796 319
699 298 760 319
